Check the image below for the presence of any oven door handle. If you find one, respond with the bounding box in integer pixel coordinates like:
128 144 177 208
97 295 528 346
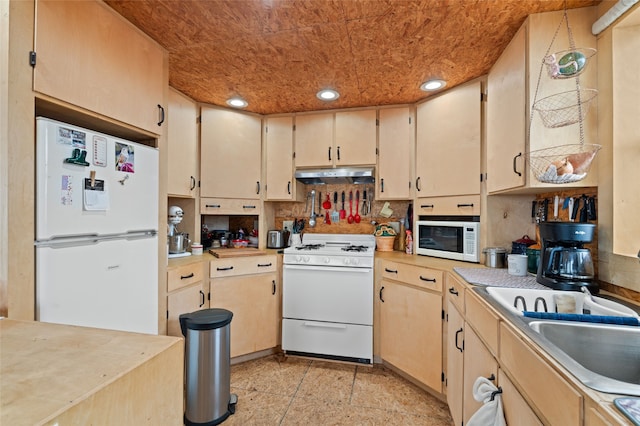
283 264 371 273
303 322 347 330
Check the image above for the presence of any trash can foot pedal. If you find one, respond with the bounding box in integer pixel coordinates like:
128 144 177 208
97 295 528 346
229 393 238 415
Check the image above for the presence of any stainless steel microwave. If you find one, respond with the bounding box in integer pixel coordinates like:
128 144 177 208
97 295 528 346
415 217 480 263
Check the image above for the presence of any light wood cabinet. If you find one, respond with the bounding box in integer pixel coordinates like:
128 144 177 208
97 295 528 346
500 322 583 425
264 116 304 201
295 110 376 168
446 300 465 426
200 106 262 199
166 262 207 337
378 260 443 392
200 198 261 215
167 88 198 197
415 195 481 217
499 369 543 426
209 255 279 358
377 107 413 200
462 325 498 424
415 80 481 197
33 0 165 134
486 7 598 193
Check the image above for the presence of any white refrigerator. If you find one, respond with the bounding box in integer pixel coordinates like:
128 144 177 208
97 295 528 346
35 117 159 334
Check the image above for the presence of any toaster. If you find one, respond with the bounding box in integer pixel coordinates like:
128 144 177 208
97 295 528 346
267 230 289 249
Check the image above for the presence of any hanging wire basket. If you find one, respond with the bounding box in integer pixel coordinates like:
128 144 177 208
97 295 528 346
532 88 597 128
526 143 601 184
544 47 597 79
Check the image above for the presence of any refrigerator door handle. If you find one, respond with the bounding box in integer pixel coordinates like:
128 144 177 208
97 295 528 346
35 230 157 248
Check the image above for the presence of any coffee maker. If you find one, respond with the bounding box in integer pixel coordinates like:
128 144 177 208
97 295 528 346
537 222 597 293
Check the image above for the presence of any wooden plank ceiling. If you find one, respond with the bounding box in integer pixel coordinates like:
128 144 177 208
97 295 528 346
106 0 600 115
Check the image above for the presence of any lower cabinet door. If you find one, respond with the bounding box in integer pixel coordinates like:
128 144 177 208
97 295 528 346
380 280 443 391
446 301 465 426
210 273 278 358
167 282 207 337
499 369 543 426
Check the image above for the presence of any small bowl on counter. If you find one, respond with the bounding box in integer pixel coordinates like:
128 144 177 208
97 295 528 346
231 239 249 249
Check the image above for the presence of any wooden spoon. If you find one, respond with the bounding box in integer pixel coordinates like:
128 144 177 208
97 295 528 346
355 190 361 223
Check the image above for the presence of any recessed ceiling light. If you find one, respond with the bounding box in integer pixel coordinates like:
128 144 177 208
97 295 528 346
316 89 340 101
226 97 248 108
420 79 447 91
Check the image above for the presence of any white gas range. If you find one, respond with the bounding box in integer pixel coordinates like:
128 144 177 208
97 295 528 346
282 234 375 365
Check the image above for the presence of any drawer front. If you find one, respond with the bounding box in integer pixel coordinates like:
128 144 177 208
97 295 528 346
282 318 373 362
416 195 480 216
200 198 262 215
446 273 466 312
379 261 442 292
465 289 500 354
167 262 204 292
210 255 277 277
500 323 582 426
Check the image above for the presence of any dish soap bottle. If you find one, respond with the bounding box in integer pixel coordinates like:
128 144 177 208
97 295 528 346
405 230 413 255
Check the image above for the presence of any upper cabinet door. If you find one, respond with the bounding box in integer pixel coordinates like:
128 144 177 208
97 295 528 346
167 88 198 197
265 116 303 201
294 113 334 168
34 0 166 134
486 25 527 193
416 81 482 197
335 110 377 166
200 107 262 199
377 107 413 200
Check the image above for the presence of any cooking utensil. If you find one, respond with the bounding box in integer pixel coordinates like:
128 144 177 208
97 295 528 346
483 247 507 268
332 192 339 223
348 191 354 224
340 191 346 219
570 197 580 222
362 190 368 215
354 190 361 223
309 190 317 228
323 193 331 210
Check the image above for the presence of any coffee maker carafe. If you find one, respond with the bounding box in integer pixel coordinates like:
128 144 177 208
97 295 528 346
538 222 597 293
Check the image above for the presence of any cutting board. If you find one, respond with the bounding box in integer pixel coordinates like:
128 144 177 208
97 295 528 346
209 248 266 258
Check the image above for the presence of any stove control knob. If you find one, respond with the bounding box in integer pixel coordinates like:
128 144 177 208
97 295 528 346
323 257 331 264
303 256 310 263
295 255 303 263
343 258 351 265
352 258 360 265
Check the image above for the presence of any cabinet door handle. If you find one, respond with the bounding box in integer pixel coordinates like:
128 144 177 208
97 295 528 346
415 176 422 192
457 203 474 208
157 104 165 126
421 204 434 209
455 327 464 352
287 181 291 195
199 290 205 307
216 266 234 271
420 276 436 282
380 178 384 193
206 204 221 209
328 146 331 161
256 181 261 194
272 280 276 295
513 152 522 177
487 373 496 382
337 146 340 161
379 286 385 303
180 273 195 280
190 176 196 191
258 263 272 267
448 287 459 296
243 205 257 209
384 268 398 274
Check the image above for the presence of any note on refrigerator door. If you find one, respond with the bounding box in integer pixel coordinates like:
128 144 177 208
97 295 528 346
60 175 74 205
93 135 108 167
83 178 109 211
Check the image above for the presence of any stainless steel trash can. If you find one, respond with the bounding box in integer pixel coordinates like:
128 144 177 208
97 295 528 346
180 308 237 426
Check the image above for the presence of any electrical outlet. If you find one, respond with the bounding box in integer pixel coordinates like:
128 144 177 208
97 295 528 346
283 220 294 231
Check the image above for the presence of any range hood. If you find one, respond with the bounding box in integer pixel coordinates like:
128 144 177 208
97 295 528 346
295 167 375 185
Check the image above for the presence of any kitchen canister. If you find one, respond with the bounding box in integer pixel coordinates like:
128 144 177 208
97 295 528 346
507 254 528 276
191 242 203 255
483 247 507 268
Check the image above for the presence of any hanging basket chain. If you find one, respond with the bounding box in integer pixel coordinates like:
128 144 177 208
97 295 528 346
564 6 586 145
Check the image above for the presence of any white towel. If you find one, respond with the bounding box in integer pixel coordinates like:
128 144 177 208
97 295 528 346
467 376 506 426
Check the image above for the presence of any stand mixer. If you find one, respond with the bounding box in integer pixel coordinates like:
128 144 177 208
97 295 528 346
168 205 191 258
537 222 597 293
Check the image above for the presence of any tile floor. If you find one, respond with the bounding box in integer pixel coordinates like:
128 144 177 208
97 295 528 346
224 355 453 425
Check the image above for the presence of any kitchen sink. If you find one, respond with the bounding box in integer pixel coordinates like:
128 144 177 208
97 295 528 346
528 320 640 396
485 287 639 318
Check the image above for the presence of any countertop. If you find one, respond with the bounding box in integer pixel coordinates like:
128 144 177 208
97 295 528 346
0 319 184 425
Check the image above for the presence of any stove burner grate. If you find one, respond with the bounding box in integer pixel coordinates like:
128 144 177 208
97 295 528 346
342 245 370 252
295 244 325 251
